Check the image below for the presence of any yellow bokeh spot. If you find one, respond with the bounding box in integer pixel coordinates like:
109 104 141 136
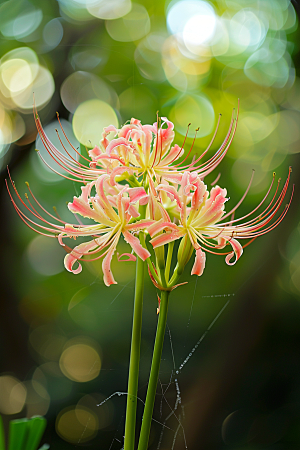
56 406 98 443
105 3 150 42
59 341 101 382
72 99 118 147
0 375 27 415
1 59 33 93
88 0 132 20
11 66 55 110
169 93 215 138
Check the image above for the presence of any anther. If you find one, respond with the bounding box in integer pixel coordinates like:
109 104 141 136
25 181 29 187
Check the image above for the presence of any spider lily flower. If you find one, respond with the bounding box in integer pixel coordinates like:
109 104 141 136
34 98 238 196
148 168 293 281
89 109 239 186
6 171 153 286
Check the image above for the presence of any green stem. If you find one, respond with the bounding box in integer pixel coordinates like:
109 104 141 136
124 204 147 450
165 242 174 285
137 290 170 450
124 255 145 450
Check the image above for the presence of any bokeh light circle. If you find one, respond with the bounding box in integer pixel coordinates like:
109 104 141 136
169 93 215 138
88 0 132 20
59 341 101 382
43 18 64 49
72 99 118 147
56 406 98 443
0 375 27 415
182 6 216 47
61 71 113 114
167 1 216 45
27 235 65 276
12 66 55 111
105 3 150 42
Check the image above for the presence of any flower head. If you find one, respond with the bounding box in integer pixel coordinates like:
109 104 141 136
148 168 293 281
7 106 293 289
34 103 238 191
7 170 153 286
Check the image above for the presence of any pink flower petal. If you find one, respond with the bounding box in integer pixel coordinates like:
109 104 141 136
102 244 117 286
147 220 178 237
126 219 156 231
64 240 99 274
106 137 129 155
225 238 243 265
64 253 82 274
128 204 140 218
150 231 182 248
128 187 148 204
68 197 99 222
117 252 136 262
156 185 182 208
191 248 206 276
123 230 151 260
110 166 134 186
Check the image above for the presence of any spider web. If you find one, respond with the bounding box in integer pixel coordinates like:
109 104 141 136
92 277 234 450
75 245 269 450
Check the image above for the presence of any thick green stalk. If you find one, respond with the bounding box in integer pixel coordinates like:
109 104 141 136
124 255 145 450
137 289 170 450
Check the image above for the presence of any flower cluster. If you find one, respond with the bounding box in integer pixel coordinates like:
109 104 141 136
7 108 293 288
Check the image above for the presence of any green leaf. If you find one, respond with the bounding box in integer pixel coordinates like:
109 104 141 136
24 416 47 450
8 419 28 450
0 416 5 450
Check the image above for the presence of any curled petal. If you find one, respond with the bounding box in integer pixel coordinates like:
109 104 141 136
156 184 182 208
64 253 82 274
128 187 148 205
148 220 178 237
110 166 134 185
101 125 118 149
225 238 243 266
58 233 65 246
150 230 183 248
89 145 102 160
102 245 117 286
106 137 130 155
216 236 227 249
64 240 99 274
123 230 150 260
191 248 206 276
117 252 136 262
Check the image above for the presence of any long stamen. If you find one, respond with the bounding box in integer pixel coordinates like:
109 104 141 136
56 112 91 163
